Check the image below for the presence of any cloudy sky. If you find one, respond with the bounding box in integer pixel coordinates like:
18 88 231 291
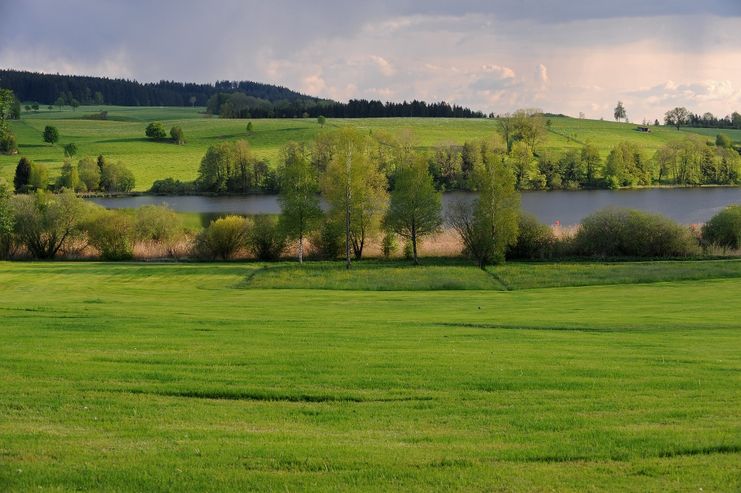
1 0 740 121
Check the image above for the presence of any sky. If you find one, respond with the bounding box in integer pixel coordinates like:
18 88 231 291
1 0 740 121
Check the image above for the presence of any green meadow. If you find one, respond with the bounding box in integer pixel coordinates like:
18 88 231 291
1 260 739 491
1 105 725 191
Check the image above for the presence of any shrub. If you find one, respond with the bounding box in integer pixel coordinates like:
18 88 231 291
575 207 699 257
57 160 83 191
28 163 49 191
100 161 135 192
310 219 344 259
77 157 101 191
0 128 17 155
507 213 555 259
12 190 88 259
0 179 15 259
170 126 185 145
149 177 195 194
135 205 184 243
43 125 59 145
702 204 741 250
382 231 398 259
194 215 249 260
63 142 78 157
716 134 732 148
145 122 167 140
85 210 136 260
247 215 286 261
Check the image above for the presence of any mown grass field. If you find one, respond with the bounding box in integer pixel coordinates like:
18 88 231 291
1 260 739 491
1 105 725 191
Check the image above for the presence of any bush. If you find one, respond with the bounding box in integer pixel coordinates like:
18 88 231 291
716 134 732 148
194 215 249 260
575 207 699 257
170 126 185 145
135 205 184 243
382 231 398 259
702 204 741 250
77 157 101 191
0 179 15 259
310 219 344 259
0 128 18 155
149 177 195 194
100 161 135 192
12 190 88 259
145 122 167 140
507 213 555 259
85 210 136 260
63 143 78 157
43 125 59 145
247 215 286 260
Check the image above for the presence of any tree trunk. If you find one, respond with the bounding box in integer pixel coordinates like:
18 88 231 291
298 233 303 264
412 236 418 265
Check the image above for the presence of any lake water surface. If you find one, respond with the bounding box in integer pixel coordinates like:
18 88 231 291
88 187 741 226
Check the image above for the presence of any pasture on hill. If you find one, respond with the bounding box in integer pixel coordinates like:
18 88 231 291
0 260 739 491
1 105 727 191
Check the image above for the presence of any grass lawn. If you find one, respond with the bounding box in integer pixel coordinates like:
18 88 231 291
0 260 739 491
0 106 721 191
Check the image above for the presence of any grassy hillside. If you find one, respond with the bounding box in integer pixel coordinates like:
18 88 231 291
0 260 739 491
0 106 727 191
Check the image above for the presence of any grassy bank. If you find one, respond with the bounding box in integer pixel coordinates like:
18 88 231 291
0 260 739 491
1 106 723 190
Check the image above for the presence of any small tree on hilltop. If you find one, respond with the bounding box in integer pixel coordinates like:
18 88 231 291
665 107 690 130
385 154 442 264
246 121 253 133
70 99 80 111
614 101 626 123
317 115 326 127
43 125 59 145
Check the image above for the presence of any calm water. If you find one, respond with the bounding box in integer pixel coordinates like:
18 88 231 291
88 188 741 226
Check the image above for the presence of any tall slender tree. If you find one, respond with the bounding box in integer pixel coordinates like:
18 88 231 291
385 155 442 264
322 128 388 267
278 142 322 263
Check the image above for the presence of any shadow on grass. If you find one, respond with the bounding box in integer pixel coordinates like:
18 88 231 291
113 387 434 404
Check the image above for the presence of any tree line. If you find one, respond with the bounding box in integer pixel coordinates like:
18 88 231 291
207 92 486 119
13 155 135 193
184 111 740 198
2 176 737 265
0 70 484 118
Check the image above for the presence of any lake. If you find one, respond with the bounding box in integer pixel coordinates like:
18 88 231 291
88 187 740 226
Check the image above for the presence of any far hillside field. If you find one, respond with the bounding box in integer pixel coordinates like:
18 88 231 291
2 106 734 191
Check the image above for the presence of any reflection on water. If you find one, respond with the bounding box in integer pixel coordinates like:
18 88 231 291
87 187 741 226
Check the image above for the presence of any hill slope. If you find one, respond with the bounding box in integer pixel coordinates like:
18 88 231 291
0 105 733 190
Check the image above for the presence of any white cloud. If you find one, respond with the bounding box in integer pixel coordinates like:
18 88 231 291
369 55 395 76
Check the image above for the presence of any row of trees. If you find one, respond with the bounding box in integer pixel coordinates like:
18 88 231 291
1 70 484 118
272 128 518 266
192 119 739 199
207 92 486 119
13 155 135 193
0 70 310 108
3 179 736 263
145 122 185 144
